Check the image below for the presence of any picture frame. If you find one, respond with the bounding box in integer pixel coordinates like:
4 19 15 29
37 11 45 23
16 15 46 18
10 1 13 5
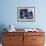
17 7 35 22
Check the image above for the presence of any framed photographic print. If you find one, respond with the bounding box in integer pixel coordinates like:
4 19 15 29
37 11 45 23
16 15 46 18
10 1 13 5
17 7 35 22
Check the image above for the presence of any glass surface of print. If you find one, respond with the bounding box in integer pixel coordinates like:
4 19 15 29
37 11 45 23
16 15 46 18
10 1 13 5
17 7 35 22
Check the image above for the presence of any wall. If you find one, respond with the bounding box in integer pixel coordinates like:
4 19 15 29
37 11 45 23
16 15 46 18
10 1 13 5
0 0 46 30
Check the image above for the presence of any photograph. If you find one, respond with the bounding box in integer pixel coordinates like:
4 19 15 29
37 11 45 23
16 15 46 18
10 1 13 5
17 7 35 22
